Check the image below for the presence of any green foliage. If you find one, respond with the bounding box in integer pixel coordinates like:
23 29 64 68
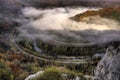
26 62 42 74
0 62 14 80
38 67 63 80
32 66 78 80
66 71 76 79
16 71 29 80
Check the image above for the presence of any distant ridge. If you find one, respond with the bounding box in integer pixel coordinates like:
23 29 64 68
19 0 120 8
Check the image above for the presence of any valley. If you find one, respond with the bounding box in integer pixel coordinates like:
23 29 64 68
0 0 120 80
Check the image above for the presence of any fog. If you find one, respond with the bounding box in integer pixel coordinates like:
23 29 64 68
18 7 120 46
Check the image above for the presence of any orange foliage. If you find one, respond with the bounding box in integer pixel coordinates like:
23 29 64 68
8 63 22 76
8 54 23 61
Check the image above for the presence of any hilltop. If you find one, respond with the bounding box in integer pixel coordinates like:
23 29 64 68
71 6 120 22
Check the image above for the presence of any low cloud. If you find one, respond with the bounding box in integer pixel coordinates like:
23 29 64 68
18 7 120 46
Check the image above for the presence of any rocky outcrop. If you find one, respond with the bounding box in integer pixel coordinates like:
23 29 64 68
25 71 43 80
94 42 120 80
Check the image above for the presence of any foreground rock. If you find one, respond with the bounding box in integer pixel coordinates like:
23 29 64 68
25 71 43 80
95 42 120 80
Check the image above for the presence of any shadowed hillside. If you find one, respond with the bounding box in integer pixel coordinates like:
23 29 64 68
20 0 120 8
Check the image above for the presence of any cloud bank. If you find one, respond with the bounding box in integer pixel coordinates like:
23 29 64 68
18 7 120 46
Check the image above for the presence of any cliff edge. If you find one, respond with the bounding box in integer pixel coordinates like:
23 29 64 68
94 42 120 80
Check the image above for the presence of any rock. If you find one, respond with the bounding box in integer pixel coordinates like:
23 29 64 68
94 42 120 80
25 71 44 80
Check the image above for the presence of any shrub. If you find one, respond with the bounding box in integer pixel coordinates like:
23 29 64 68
38 67 64 80
0 62 14 80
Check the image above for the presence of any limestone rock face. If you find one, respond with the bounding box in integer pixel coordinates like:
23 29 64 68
95 42 120 80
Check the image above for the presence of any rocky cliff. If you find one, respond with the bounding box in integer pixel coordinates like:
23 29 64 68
94 42 120 80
